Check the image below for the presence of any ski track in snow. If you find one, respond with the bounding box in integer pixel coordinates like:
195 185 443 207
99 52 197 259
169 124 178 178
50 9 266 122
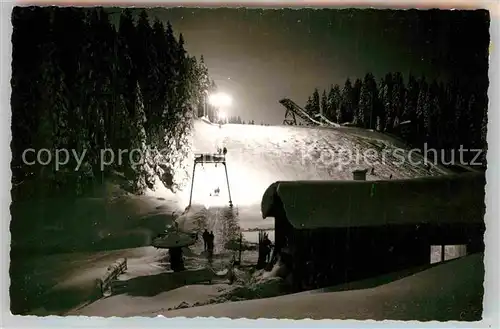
15 119 451 316
182 120 449 230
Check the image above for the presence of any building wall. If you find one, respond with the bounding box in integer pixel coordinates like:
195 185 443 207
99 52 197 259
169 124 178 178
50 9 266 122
278 221 484 291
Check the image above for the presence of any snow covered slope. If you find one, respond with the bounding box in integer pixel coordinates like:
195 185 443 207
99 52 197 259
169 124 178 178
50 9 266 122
178 119 450 229
160 252 484 321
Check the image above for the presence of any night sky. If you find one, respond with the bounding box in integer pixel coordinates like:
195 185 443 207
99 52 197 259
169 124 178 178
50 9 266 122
111 8 490 124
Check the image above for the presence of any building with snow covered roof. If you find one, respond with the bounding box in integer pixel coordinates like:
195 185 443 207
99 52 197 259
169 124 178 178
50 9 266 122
261 172 486 291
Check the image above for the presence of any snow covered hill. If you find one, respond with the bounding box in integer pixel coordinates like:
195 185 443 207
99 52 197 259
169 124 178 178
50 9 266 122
176 119 449 230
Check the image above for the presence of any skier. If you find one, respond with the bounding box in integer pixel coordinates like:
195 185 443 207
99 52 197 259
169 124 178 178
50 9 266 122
202 229 210 251
207 231 215 253
207 231 215 263
262 233 273 263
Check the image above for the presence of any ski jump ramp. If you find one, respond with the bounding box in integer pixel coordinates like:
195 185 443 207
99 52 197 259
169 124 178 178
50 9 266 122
279 98 340 127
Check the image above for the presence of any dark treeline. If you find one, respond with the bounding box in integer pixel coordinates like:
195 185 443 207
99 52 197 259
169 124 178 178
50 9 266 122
304 72 488 164
223 117 270 125
223 116 256 125
11 7 214 201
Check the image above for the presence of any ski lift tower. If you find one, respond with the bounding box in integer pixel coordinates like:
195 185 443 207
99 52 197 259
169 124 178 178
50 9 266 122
188 152 233 209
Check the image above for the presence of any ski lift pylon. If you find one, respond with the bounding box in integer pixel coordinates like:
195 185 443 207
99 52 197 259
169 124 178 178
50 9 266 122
188 152 233 208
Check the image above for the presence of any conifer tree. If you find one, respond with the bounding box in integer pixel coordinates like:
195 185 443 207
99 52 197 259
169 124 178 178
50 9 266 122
330 84 342 123
320 90 328 118
415 77 428 143
358 73 377 128
128 83 151 192
391 72 405 127
352 78 362 124
403 74 418 124
304 96 314 117
340 78 353 123
312 89 321 117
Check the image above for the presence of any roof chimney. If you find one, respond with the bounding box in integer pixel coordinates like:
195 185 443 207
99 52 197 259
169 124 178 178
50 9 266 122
352 169 368 181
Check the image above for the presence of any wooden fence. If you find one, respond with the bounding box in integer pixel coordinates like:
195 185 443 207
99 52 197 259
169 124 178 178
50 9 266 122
95 258 127 298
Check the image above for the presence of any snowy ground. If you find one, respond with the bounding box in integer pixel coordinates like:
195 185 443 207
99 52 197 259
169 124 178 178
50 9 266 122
67 244 263 317
10 177 185 314
10 119 453 316
159 253 484 321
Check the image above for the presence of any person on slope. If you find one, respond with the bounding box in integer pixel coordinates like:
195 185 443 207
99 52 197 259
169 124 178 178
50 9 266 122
207 231 215 264
208 231 215 253
262 233 273 263
202 229 210 251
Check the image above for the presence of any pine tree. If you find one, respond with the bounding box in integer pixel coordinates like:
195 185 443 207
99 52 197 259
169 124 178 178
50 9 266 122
358 73 377 128
207 79 218 120
82 9 117 180
197 55 211 117
467 94 479 150
379 73 394 132
304 96 314 117
330 84 342 123
453 92 465 147
423 81 437 144
312 89 321 117
151 18 168 132
118 9 137 118
320 90 328 118
340 78 353 123
135 10 160 137
403 74 416 121
128 83 150 192
326 86 335 122
352 78 362 124
391 72 405 128
415 77 428 144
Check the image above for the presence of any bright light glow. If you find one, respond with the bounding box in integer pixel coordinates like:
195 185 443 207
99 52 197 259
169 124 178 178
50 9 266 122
182 158 269 209
189 165 230 208
208 92 233 108
218 111 227 121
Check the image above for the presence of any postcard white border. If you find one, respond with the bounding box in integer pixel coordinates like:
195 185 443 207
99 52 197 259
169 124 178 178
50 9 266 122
1 1 498 328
